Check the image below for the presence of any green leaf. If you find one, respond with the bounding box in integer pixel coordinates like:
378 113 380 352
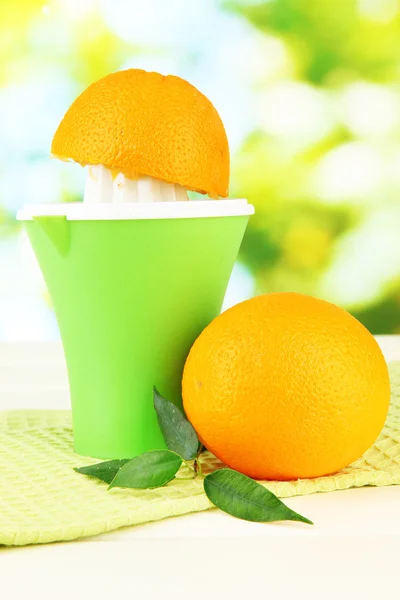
108 450 182 490
74 459 130 484
204 469 313 525
153 387 199 460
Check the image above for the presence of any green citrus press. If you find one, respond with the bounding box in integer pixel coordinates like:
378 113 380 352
18 201 253 459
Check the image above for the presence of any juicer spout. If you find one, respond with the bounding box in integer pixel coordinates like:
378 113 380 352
33 216 70 256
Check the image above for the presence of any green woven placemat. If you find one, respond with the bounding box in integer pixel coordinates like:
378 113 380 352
1 362 400 546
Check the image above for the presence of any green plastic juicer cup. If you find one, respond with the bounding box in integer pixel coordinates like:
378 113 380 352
18 200 253 459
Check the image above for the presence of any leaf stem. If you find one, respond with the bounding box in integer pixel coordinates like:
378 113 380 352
176 472 205 481
194 457 203 477
179 456 205 479
181 458 196 476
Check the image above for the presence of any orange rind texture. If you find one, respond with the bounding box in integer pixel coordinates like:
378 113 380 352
51 69 230 198
183 293 391 481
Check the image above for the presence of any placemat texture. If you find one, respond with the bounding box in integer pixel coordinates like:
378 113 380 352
1 362 400 546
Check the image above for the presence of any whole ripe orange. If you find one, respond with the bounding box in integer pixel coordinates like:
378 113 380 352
51 69 229 198
182 293 390 480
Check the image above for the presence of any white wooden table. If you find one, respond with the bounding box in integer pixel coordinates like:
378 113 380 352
1 336 400 599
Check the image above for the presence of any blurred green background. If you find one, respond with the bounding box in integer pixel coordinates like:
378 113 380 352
1 0 400 338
